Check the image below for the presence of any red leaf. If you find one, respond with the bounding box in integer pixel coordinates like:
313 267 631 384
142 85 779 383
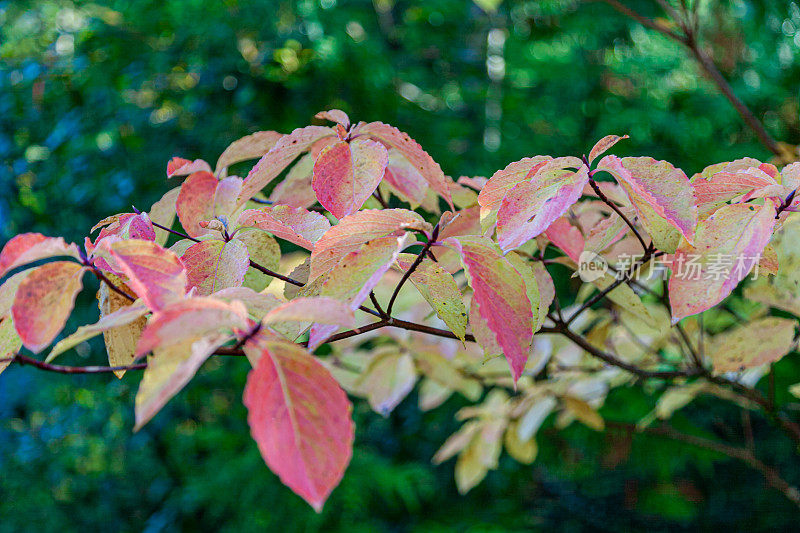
167 157 212 178
243 337 354 512
176 171 218 238
0 233 81 278
240 125 335 205
11 261 86 352
182 239 250 295
355 121 453 208
449 236 533 382
105 240 187 311
215 131 283 174
237 205 332 250
135 297 249 357
312 139 389 218
310 209 430 279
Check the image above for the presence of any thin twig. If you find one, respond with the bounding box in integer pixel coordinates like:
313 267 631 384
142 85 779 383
386 225 439 316
609 421 800 508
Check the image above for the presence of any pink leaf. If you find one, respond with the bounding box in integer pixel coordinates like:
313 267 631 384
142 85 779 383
496 165 589 252
243 337 354 512
135 297 249 357
669 202 777 322
262 297 355 328
239 126 334 205
167 157 212 178
213 176 244 219
106 240 187 311
692 166 782 217
598 155 697 243
268 153 317 208
0 233 81 278
448 236 533 382
176 171 218 238
215 131 283 174
588 134 629 164
314 109 351 129
237 205 332 250
355 121 453 208
135 331 233 430
312 139 389 218
11 261 86 353
544 217 585 262
477 156 553 229
182 239 250 295
308 235 407 348
310 209 431 279
382 149 429 207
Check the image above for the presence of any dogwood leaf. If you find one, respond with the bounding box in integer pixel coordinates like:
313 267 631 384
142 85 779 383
477 156 553 230
268 153 318 208
46 297 148 364
105 240 187 311
261 297 355 328
669 202 776 322
307 235 407 349
182 239 250 295
312 138 389 218
239 125 334 204
383 149 429 207
449 236 533 382
238 205 331 250
315 109 351 128
135 297 248 358
310 209 430 279
598 155 697 243
709 317 797 373
136 332 232 430
11 261 86 353
358 347 417 416
243 337 354 512
397 254 467 342
215 131 283 174
0 316 20 376
496 165 589 252
176 171 218 238
588 134 629 164
355 121 453 208
0 233 80 278
166 157 211 178
149 187 181 245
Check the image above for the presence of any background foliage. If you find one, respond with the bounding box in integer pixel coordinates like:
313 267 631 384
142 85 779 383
2 0 800 530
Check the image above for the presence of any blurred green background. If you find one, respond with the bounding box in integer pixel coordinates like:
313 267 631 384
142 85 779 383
2 0 800 530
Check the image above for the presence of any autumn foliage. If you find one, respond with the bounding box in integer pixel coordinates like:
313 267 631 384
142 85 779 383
3 110 800 510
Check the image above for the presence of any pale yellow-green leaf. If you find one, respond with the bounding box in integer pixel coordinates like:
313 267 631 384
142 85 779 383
709 317 797 373
135 333 232 430
398 254 467 341
418 378 453 411
46 297 148 364
504 420 537 464
358 347 417 416
0 316 21 377
563 396 605 431
149 187 180 246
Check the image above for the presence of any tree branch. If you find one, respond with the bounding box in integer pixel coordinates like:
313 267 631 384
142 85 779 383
591 0 782 157
609 421 800 509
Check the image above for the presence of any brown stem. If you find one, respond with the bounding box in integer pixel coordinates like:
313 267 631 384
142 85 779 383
609 421 800 509
592 0 782 157
586 172 649 253
386 225 438 316
8 353 146 374
89 266 136 302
